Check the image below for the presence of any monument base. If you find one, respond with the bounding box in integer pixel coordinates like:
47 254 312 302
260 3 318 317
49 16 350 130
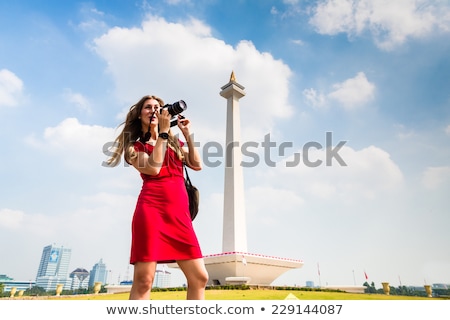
168 251 303 286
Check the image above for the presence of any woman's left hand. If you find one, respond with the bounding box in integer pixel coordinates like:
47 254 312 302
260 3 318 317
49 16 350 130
177 115 191 134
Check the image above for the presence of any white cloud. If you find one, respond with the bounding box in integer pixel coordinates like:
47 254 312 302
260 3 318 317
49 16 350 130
394 123 416 140
92 15 293 142
309 0 450 50
270 6 279 15
165 0 190 5
0 69 24 107
278 144 404 202
445 124 450 135
62 89 92 113
0 193 136 279
25 117 118 171
242 143 407 266
74 3 109 36
284 0 300 5
303 88 327 109
422 166 450 189
309 0 355 34
0 209 24 229
328 72 375 109
303 72 375 110
247 185 305 225
290 39 305 46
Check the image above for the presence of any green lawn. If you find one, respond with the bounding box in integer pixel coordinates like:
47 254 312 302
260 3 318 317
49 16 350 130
47 289 438 300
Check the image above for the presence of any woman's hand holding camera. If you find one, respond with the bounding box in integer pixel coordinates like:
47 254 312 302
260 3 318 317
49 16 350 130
158 108 171 133
177 115 191 137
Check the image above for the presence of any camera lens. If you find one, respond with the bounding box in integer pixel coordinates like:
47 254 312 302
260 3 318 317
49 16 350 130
168 100 187 116
162 100 187 116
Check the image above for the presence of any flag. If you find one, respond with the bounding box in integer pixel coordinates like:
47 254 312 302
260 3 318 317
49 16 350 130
364 271 368 280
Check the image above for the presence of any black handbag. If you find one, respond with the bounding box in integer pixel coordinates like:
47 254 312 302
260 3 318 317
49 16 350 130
184 165 199 221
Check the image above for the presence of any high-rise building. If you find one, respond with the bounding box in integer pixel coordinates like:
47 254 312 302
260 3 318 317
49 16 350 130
70 268 90 290
35 244 72 291
89 259 108 287
153 269 171 288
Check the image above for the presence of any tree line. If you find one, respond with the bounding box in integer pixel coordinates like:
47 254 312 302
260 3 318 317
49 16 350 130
363 281 450 297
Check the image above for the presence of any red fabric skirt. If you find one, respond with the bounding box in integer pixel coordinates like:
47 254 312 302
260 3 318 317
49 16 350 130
130 176 202 264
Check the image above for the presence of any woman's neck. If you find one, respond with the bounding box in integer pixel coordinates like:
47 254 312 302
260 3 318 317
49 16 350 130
141 125 158 143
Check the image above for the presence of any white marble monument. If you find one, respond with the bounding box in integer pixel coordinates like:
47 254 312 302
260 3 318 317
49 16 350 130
201 72 303 286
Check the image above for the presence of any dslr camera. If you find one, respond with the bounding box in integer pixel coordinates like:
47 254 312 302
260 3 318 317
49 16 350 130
161 100 187 127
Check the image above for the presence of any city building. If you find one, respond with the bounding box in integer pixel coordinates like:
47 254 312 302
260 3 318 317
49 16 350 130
89 258 108 287
432 283 449 289
153 269 171 288
104 267 171 293
35 244 72 291
0 274 35 293
69 268 90 290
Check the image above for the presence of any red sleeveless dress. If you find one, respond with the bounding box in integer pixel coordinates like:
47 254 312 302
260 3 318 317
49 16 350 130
129 141 202 264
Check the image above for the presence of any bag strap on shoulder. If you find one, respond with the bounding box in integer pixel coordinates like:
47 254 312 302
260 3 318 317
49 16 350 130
184 162 192 186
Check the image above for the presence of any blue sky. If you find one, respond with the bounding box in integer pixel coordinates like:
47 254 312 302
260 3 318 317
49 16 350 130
1 0 449 289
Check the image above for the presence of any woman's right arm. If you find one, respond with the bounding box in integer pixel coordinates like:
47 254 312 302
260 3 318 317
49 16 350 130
130 109 171 176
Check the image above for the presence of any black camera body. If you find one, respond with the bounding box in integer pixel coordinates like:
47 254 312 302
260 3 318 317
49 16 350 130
161 100 187 127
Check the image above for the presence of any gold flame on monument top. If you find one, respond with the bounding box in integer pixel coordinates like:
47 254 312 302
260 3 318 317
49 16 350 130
230 71 236 82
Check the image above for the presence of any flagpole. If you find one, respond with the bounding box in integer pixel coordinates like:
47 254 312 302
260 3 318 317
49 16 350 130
317 263 321 287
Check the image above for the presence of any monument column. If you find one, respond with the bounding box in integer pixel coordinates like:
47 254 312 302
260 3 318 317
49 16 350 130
172 72 303 286
220 71 247 253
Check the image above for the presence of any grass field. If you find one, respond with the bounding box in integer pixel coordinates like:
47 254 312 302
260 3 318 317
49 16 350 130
42 289 439 300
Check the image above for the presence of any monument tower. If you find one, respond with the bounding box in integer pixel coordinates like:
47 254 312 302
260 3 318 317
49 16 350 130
201 72 304 286
220 71 247 253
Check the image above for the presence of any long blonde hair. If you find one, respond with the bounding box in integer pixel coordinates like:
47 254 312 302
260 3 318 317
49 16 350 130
106 95 184 167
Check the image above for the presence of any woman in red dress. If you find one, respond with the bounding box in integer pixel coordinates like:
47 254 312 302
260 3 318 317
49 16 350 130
107 95 208 300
